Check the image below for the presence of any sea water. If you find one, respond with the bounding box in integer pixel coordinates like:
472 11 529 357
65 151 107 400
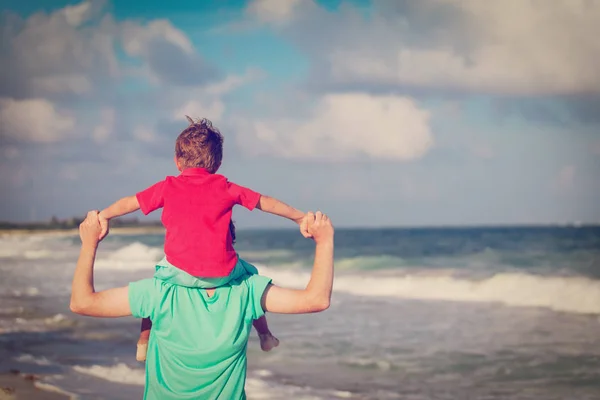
1 226 600 399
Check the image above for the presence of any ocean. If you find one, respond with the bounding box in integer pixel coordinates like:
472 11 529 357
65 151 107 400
1 226 600 399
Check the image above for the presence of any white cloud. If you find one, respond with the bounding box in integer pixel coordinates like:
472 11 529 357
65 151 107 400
1 1 119 97
133 126 157 143
1 0 211 98
31 75 93 95
247 0 309 24
121 19 194 57
173 100 225 123
236 93 433 161
0 98 75 143
93 108 116 143
251 0 600 95
204 68 265 96
61 0 95 27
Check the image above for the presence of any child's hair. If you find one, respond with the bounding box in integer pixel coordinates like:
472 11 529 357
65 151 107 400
175 116 223 173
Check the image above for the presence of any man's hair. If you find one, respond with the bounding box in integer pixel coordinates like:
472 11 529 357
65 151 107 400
175 116 223 173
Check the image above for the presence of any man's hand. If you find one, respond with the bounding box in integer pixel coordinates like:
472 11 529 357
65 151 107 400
79 211 102 248
303 211 333 244
98 213 110 241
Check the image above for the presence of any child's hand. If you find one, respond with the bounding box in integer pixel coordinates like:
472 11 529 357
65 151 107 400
98 213 110 241
298 214 313 239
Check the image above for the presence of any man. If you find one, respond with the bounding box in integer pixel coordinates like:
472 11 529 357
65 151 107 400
70 210 334 399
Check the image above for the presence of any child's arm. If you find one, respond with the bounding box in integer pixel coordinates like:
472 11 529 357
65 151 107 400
256 195 311 238
98 195 140 239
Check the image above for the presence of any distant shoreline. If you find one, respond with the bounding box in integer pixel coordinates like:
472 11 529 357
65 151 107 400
0 226 165 237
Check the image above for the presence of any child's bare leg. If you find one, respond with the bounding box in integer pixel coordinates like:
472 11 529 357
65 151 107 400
253 315 279 352
136 318 152 361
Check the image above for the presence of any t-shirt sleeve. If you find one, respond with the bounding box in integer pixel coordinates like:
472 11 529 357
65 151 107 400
128 278 160 319
136 180 167 215
246 274 273 321
227 181 261 211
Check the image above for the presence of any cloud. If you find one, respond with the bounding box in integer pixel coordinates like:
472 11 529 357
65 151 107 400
248 0 600 96
470 143 494 159
170 69 264 124
0 0 118 99
0 0 233 150
120 19 219 86
0 98 75 143
92 108 116 144
592 140 600 156
554 165 576 192
121 19 194 56
62 0 105 27
133 126 157 143
174 100 225 123
204 68 265 96
246 0 309 25
0 0 218 103
3 146 19 160
236 93 433 161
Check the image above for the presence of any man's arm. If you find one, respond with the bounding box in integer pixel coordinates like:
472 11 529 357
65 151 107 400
257 195 310 237
98 195 140 239
70 211 132 317
261 211 334 314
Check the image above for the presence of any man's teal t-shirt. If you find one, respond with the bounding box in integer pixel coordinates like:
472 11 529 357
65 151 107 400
128 267 272 400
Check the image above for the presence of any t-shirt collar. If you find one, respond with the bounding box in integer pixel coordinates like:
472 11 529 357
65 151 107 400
181 167 211 176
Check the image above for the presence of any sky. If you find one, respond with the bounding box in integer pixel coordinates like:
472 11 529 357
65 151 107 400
0 0 599 228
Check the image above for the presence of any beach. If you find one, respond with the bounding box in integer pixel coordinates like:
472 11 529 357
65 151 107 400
2 226 600 399
0 372 70 400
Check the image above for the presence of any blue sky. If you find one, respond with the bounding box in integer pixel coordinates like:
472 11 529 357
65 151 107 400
0 0 599 227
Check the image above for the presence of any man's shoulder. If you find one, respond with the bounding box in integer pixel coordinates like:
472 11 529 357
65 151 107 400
230 274 272 298
129 278 162 295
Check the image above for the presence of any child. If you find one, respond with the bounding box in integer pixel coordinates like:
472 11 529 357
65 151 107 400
98 117 309 361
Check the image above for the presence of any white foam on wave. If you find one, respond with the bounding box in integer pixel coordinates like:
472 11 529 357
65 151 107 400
1 313 73 334
246 369 354 399
71 364 351 398
259 266 600 315
335 255 406 271
0 233 72 260
11 287 40 297
34 381 79 400
15 354 52 366
95 242 164 271
73 363 145 385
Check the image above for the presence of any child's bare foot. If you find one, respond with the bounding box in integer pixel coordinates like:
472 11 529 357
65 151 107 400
258 333 279 352
136 337 148 362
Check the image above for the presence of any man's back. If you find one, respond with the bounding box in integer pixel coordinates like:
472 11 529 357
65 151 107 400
128 269 272 400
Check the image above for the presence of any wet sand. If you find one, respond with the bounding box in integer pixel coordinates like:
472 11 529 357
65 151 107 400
0 373 69 400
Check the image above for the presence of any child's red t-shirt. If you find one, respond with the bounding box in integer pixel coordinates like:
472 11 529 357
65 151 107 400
136 167 261 277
